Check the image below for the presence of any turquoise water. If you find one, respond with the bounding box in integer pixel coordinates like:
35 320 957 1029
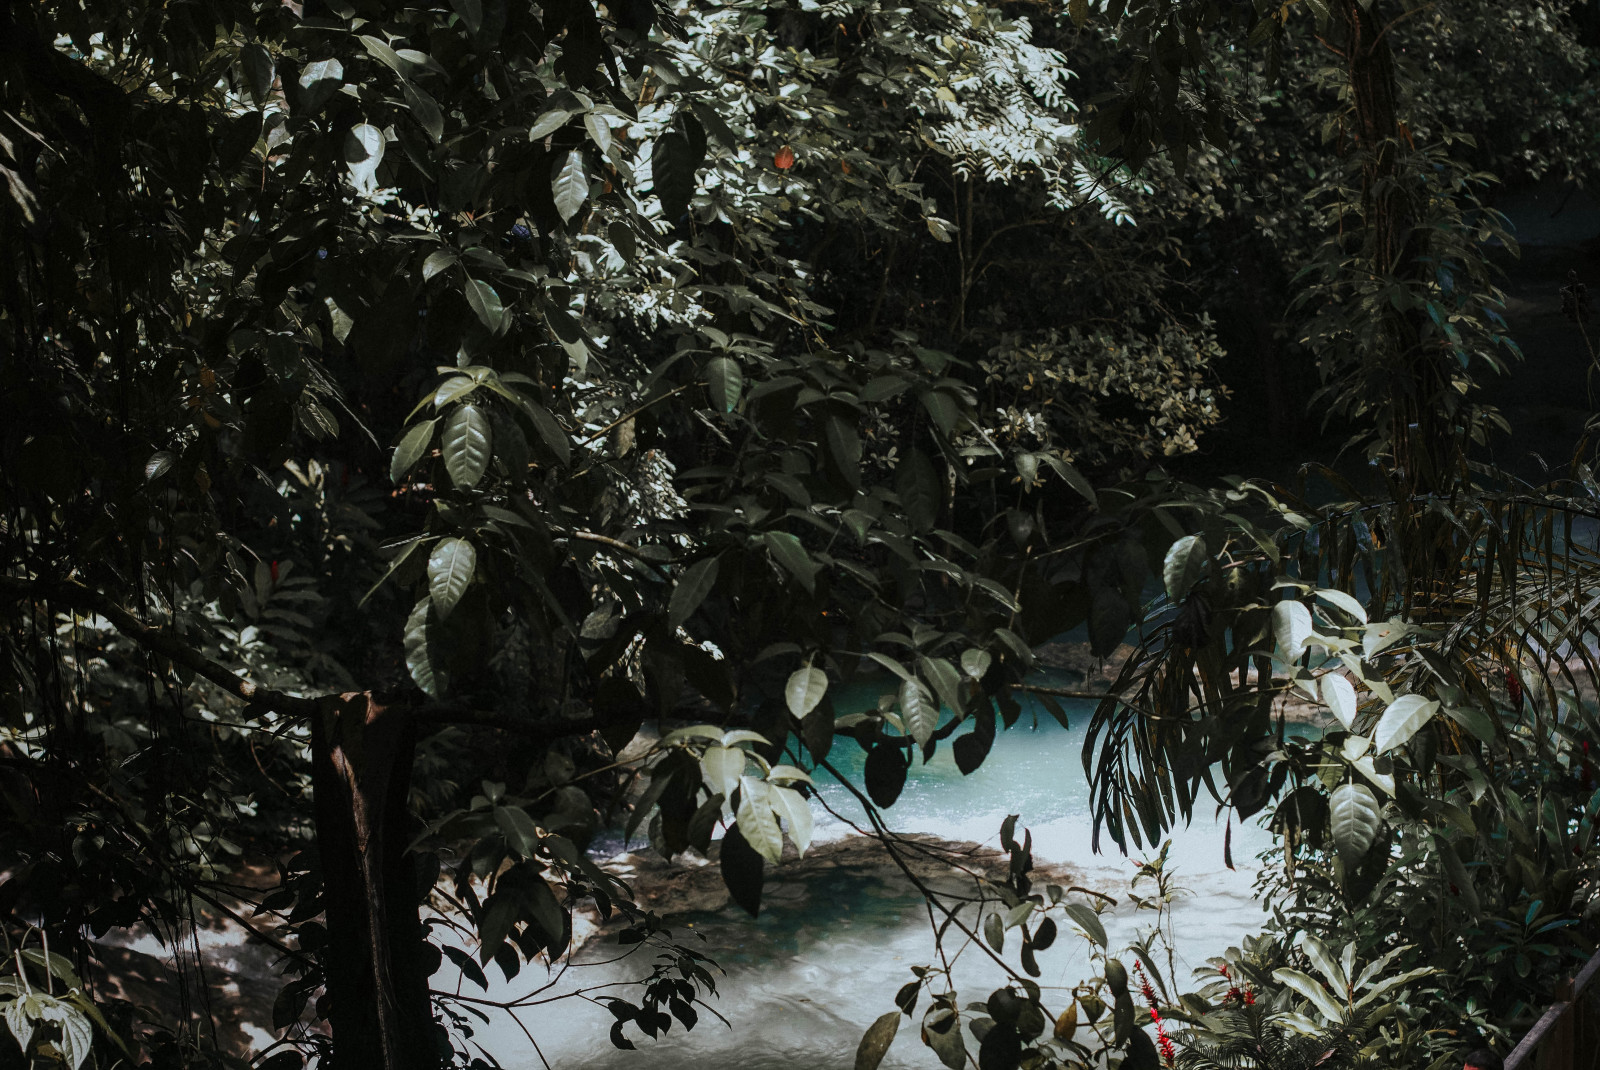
462 686 1286 1069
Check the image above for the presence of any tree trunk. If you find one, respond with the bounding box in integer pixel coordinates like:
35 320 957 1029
312 693 439 1070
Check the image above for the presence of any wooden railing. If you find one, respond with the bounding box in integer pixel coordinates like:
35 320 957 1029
1505 951 1600 1070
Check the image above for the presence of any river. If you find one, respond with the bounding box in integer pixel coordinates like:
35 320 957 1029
458 689 1286 1070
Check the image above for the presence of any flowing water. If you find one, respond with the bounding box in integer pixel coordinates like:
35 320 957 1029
447 686 1293 1069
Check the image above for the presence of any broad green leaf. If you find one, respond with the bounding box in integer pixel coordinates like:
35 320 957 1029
495 804 541 858
1329 782 1382 863
705 356 742 412
1363 619 1408 657
923 1007 967 1070
529 107 572 140
442 403 492 489
422 249 458 282
1353 966 1437 1009
895 449 940 532
404 597 447 697
464 278 506 333
241 43 274 106
521 399 570 467
1444 703 1497 745
1271 968 1346 1023
403 82 445 141
1315 588 1367 623
855 1011 901 1070
1272 599 1313 659
652 131 697 220
700 746 744 813
553 149 588 222
434 375 477 409
344 122 385 193
1373 694 1439 754
1321 673 1357 732
764 531 819 592
1162 534 1206 602
584 112 613 155
960 648 991 680
1063 902 1107 948
785 665 829 718
900 678 937 747
1301 937 1348 992
771 784 813 856
668 556 720 629
736 776 784 863
427 537 476 619
917 654 964 716
391 418 436 484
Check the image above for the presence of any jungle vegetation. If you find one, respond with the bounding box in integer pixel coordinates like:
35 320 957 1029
2 0 1600 1067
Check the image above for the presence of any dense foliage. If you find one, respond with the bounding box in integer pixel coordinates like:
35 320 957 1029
3 0 1600 1068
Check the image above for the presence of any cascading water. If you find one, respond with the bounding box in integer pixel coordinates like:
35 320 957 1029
461 692 1285 1069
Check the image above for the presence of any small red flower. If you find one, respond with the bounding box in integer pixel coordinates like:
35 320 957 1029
269 560 279 584
774 145 796 170
1244 988 1256 1006
1506 669 1524 713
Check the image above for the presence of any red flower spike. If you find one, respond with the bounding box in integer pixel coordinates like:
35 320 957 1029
269 560 279 584
774 145 796 170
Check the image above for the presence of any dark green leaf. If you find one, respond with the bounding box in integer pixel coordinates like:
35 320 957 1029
428 537 476 619
241 43 274 106
706 356 742 412
553 150 589 222
391 419 437 484
856 1012 901 1070
1330 782 1383 863
719 823 765 917
465 278 506 334
443 403 492 489
896 450 940 532
865 742 908 807
653 131 699 220
668 556 720 629
404 597 448 697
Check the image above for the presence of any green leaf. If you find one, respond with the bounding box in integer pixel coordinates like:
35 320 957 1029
763 531 819 592
553 149 589 222
1272 599 1313 659
668 556 720 630
465 278 506 334
422 249 458 282
404 597 448 697
855 1011 901 1070
403 82 445 141
700 745 745 808
736 777 784 864
584 112 613 155
1329 782 1382 863
241 43 274 106
653 132 698 220
1271 968 1346 1023
1315 588 1367 623
961 648 991 680
770 784 813 856
1373 694 1439 754
1062 902 1107 948
443 403 492 489
344 122 385 192
896 449 940 532
785 665 829 718
1321 673 1358 732
391 419 437 485
917 654 964 716
428 537 476 619
900 678 937 747
529 107 572 140
495 804 542 858
521 400 570 467
1162 534 1206 602
1444 703 1497 745
705 356 742 412
720 823 765 916
922 1008 968 1070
